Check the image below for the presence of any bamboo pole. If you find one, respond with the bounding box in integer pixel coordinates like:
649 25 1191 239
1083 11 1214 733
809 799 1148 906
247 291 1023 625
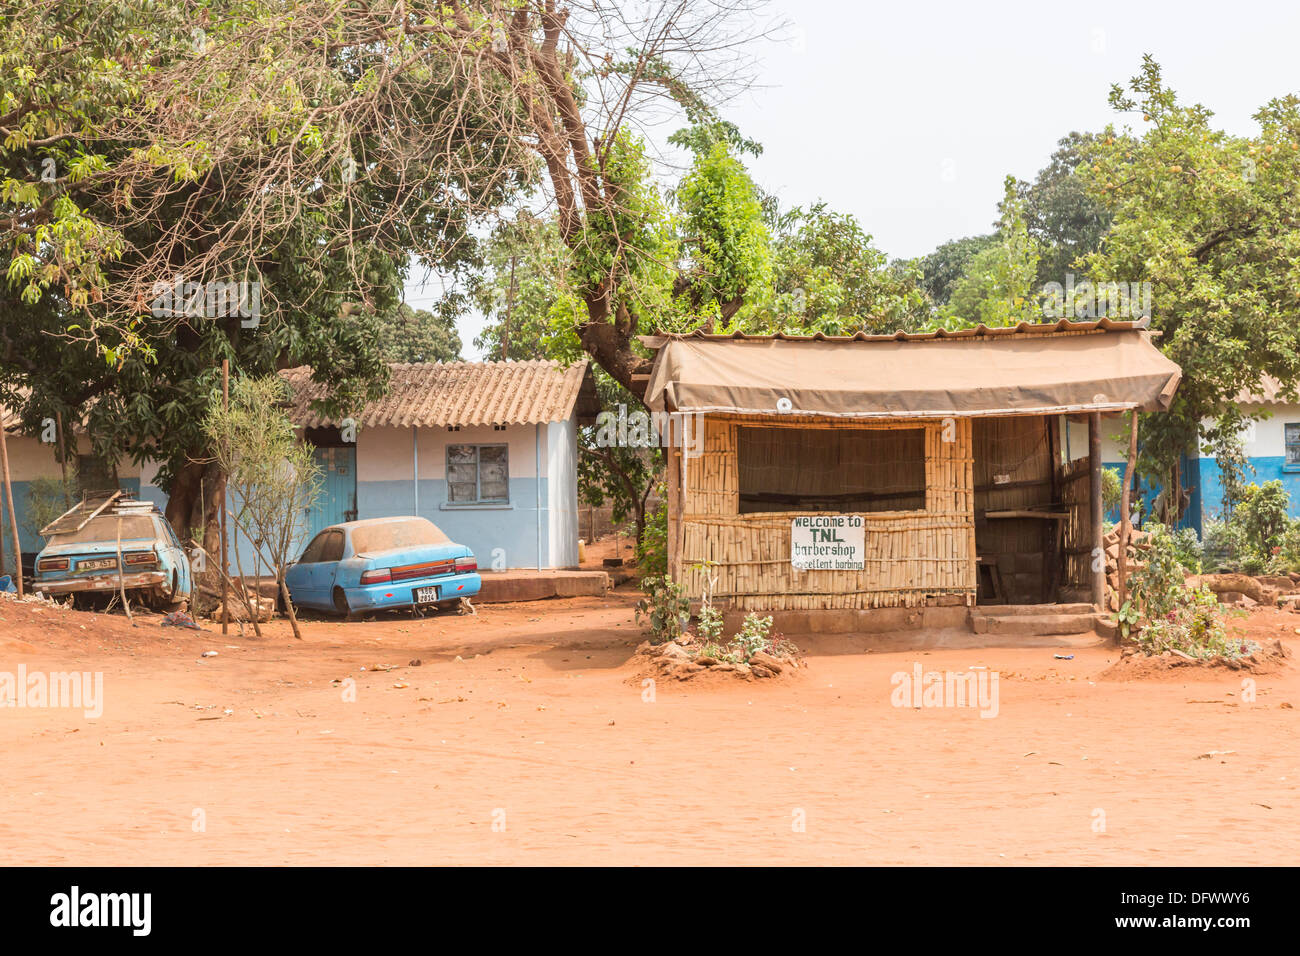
221 359 230 636
115 514 133 624
1118 410 1139 609
56 411 72 507
0 419 20 595
1089 413 1105 609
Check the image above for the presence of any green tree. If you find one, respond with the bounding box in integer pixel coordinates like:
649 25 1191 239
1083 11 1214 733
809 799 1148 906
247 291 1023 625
740 202 929 334
1017 132 1117 287
940 177 1041 327
914 234 998 308
204 376 322 640
670 134 770 328
1080 56 1300 517
375 303 463 364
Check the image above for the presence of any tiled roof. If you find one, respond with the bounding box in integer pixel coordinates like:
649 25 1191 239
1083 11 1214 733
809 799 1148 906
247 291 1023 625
281 359 596 428
0 387 30 433
1239 376 1296 405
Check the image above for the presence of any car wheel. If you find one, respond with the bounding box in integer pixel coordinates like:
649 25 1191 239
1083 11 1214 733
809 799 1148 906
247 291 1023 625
332 586 356 621
162 571 187 612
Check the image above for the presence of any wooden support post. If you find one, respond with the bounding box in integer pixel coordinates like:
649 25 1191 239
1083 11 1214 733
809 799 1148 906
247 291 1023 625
1088 413 1104 609
55 411 72 507
1044 415 1063 603
1118 410 1139 609
0 418 22 596
221 359 230 636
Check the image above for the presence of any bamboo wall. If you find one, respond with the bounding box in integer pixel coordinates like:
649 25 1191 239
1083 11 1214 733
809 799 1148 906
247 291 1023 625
1059 456 1096 596
668 415 977 611
972 417 1055 604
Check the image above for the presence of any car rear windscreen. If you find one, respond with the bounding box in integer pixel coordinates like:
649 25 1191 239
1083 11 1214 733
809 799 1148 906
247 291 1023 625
50 515 157 545
351 519 450 555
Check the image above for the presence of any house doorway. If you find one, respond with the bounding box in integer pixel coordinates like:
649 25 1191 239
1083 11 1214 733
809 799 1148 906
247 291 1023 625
972 416 1070 605
306 442 357 541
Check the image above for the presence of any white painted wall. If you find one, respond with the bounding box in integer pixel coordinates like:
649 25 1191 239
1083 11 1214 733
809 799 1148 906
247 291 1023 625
358 425 414 481
1198 403 1300 457
411 422 543 479
547 418 579 568
1063 414 1129 463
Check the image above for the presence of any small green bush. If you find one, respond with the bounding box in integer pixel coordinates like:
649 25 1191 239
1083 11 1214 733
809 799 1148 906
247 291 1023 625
635 574 689 644
733 612 774 662
1238 480 1290 558
1202 519 1246 572
635 496 667 576
1124 524 1242 659
1101 468 1123 516
691 560 725 644
1275 520 1300 574
1167 525 1204 574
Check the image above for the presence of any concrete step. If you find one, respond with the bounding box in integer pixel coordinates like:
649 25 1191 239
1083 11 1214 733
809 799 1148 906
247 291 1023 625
476 570 610 603
971 612 1104 636
972 603 1097 617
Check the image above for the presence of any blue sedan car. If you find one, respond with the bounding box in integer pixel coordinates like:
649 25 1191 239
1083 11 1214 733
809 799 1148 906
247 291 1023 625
33 500 193 609
284 516 481 618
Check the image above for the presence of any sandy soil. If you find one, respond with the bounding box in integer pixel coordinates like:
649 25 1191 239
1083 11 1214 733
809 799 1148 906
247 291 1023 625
2 590 1298 866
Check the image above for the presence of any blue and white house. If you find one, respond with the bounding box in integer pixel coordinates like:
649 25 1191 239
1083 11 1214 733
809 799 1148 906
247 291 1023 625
280 360 597 570
1195 377 1300 522
0 404 149 566
1071 375 1300 531
2 359 595 574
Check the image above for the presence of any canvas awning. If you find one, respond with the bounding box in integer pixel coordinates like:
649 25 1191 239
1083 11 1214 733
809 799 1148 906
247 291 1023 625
643 322 1182 419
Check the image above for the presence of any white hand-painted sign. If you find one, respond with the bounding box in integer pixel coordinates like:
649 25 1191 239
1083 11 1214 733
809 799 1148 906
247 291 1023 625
791 515 864 571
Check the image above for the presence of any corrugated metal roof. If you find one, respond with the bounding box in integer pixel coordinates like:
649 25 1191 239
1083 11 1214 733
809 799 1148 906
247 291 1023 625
281 359 595 428
639 317 1150 348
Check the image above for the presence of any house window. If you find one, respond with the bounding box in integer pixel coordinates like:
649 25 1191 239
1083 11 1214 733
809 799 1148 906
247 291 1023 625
736 426 927 514
1286 423 1300 467
447 444 509 504
76 454 116 495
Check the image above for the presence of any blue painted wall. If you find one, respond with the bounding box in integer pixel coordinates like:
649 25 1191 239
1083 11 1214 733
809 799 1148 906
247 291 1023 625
1101 454 1202 535
357 476 549 569
1 477 142 558
1198 455 1300 522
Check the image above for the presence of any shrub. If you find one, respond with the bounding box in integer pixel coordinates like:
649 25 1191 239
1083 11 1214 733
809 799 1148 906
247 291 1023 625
1130 524 1189 620
1124 523 1243 659
1101 467 1123 516
1136 586 1248 659
1238 480 1291 558
1275 520 1300 574
635 497 668 576
21 473 79 541
1167 525 1204 574
693 568 726 649
733 612 774 662
1202 519 1246 572
635 574 689 644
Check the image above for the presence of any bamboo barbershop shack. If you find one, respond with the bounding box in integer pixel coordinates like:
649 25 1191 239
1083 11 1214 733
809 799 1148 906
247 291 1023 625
638 319 1181 629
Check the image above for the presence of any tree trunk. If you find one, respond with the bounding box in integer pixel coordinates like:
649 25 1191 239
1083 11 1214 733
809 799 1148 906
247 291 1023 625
165 456 226 604
278 570 303 640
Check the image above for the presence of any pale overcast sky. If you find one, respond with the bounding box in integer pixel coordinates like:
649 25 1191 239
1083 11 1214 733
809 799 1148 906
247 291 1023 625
411 0 1300 357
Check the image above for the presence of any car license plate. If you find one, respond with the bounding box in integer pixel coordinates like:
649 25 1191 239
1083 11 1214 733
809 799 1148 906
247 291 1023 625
80 558 118 572
414 586 438 604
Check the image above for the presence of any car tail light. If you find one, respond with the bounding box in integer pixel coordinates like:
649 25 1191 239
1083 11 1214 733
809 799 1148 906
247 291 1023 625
454 557 477 573
124 551 157 566
37 557 68 572
360 568 391 585
390 559 454 581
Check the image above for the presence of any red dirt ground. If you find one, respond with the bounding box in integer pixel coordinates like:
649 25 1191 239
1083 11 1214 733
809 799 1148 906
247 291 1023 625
1 590 1298 865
